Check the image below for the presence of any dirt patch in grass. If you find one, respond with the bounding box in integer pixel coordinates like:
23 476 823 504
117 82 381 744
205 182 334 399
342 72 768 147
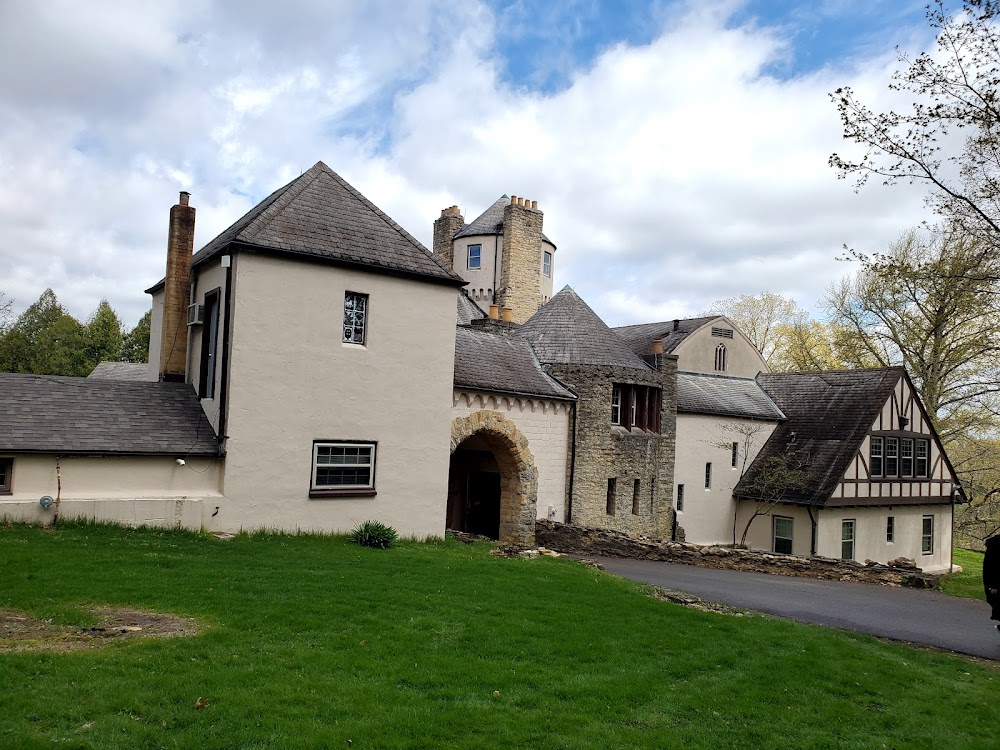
0 607 202 653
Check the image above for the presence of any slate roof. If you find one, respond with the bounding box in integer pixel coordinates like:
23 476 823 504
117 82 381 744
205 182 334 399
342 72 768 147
453 196 555 246
613 316 717 357
518 286 653 370
0 373 218 456
734 368 905 506
677 373 785 421
149 162 464 293
453 326 575 400
457 290 487 325
87 361 150 382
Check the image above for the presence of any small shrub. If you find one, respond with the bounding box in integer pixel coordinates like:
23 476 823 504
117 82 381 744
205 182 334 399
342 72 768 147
350 520 397 549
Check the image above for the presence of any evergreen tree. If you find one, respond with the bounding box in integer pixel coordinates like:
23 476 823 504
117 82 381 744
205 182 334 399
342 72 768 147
120 310 152 363
85 299 124 366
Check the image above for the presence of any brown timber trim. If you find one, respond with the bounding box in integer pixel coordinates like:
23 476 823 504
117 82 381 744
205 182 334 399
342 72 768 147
309 488 378 499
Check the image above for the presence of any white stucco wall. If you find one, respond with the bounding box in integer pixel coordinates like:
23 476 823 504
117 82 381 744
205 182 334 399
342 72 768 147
674 413 777 545
451 390 572 521
673 318 767 378
0 454 224 528
147 289 164 381
186 258 230 433
737 503 814 557
217 253 458 538
450 234 556 307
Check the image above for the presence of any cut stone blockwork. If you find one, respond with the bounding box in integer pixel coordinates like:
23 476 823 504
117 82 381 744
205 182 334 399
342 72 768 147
451 411 538 546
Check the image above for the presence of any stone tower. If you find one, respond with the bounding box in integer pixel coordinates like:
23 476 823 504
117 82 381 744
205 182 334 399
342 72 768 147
433 205 464 270
497 196 544 324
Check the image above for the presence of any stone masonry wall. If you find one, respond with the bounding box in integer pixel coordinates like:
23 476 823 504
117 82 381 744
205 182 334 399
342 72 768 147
548 358 677 540
433 207 463 271
535 520 940 588
497 200 543 324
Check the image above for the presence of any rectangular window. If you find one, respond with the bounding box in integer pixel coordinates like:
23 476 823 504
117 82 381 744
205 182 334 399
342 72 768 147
900 438 913 477
773 516 793 555
704 462 712 490
886 515 895 543
343 292 368 345
630 389 638 427
731 442 739 468
676 483 684 512
922 515 934 555
311 442 376 495
611 386 622 425
199 288 221 399
632 479 641 515
610 384 661 434
841 519 856 560
606 478 617 515
0 457 12 495
915 439 929 477
884 437 899 477
543 250 552 277
870 436 883 477
467 244 482 269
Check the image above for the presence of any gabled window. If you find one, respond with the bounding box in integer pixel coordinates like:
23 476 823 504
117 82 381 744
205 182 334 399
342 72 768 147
900 438 913 476
467 244 482 269
199 288 221 399
0 457 12 495
311 442 376 497
773 516 793 554
884 437 899 477
870 436 929 478
343 292 368 345
922 515 934 554
870 436 883 476
915 440 929 477
543 250 552 277
714 343 727 372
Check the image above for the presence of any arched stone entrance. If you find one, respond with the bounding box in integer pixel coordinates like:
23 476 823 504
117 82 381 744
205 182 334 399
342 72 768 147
448 411 538 546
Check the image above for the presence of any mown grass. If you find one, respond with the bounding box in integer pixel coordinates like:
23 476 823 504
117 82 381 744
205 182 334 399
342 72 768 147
940 548 986 601
1 523 998 749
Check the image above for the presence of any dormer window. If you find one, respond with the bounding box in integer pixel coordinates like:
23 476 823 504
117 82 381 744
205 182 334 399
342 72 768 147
467 244 482 269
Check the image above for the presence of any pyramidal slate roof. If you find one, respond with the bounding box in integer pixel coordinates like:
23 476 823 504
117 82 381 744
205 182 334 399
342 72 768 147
187 161 464 285
0 373 218 456
734 367 906 507
454 326 575 400
453 196 554 246
457 289 487 325
518 286 652 370
678 372 785 421
613 316 718 357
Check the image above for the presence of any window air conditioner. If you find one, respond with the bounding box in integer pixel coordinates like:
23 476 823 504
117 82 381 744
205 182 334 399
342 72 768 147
187 303 205 326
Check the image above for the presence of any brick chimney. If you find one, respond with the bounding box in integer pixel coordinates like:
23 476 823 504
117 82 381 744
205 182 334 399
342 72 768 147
497 195 544 324
433 205 464 270
158 191 196 382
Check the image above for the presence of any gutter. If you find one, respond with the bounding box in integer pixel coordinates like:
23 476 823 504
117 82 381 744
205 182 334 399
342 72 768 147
217 254 234 457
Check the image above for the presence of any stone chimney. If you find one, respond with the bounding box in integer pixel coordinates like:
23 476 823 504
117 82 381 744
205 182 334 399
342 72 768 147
158 191 196 382
433 205 464 270
497 195 544 324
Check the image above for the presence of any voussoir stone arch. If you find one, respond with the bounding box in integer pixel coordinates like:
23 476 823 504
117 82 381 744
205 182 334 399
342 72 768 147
450 411 538 546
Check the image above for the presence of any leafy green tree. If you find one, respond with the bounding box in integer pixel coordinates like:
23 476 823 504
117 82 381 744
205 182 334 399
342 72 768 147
0 289 89 376
0 291 12 334
706 292 805 365
120 310 151 363
85 299 123 366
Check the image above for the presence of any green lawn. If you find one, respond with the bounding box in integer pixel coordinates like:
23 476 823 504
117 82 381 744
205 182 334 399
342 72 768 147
1 523 998 749
940 548 986 601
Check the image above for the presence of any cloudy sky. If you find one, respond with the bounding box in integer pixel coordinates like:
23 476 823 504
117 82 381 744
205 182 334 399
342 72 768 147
0 0 938 328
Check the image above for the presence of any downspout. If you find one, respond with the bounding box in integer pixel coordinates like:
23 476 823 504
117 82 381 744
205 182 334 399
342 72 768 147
492 234 499 305
950 486 957 572
807 505 817 556
566 401 577 524
216 254 234 457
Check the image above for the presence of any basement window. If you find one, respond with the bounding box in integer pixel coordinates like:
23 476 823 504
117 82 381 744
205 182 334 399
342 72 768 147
0 457 12 495
311 442 377 497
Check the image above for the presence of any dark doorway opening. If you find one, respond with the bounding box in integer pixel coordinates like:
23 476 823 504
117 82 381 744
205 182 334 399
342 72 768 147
447 442 502 539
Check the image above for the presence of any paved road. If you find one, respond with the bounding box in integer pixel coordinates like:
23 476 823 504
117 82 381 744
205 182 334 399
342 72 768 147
596 557 1000 661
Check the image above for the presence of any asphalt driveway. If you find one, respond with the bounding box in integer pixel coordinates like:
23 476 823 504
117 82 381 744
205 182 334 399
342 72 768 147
596 556 1000 661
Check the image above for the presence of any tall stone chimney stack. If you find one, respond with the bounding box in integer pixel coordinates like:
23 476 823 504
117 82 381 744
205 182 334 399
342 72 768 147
497 195 544 324
158 191 196 382
433 205 464 270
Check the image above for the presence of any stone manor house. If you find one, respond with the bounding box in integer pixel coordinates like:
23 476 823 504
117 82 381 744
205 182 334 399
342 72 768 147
0 162 965 571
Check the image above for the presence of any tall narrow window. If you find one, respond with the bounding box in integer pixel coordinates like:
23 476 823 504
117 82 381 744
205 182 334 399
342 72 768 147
611 386 622 425
900 438 913 476
886 515 895 543
841 519 856 560
870 436 883 476
543 250 552 277
343 292 368 345
773 516 793 554
704 462 712 490
632 479 641 515
731 442 739 468
199 289 221 399
714 343 727 372
650 476 656 514
915 440 929 477
630 388 638 427
676 484 684 512
885 437 899 477
606 478 617 515
922 515 934 554
467 244 482 269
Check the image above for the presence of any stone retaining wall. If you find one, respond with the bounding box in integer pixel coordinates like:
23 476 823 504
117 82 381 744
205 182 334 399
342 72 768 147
535 520 940 588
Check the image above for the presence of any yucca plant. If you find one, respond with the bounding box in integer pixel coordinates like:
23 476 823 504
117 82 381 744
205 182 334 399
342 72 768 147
350 520 397 549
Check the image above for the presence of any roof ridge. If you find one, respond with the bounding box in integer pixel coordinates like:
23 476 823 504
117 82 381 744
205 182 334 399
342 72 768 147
240 163 325 243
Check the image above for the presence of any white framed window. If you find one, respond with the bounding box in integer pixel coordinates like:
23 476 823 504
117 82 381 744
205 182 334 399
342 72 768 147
543 250 552 277
900 438 913 476
704 462 712 490
611 386 622 424
922 515 934 555
869 436 883 476
841 519 856 560
773 516 793 555
467 244 482 269
630 389 638 426
311 442 376 495
343 292 368 345
915 439 929 477
676 484 685 512
884 437 899 477
714 343 727 372
886 515 895 543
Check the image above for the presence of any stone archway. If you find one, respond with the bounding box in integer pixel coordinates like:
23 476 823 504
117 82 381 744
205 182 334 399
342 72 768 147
449 411 538 546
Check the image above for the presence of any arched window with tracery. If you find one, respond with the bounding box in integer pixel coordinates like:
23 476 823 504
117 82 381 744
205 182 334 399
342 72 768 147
714 343 727 372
